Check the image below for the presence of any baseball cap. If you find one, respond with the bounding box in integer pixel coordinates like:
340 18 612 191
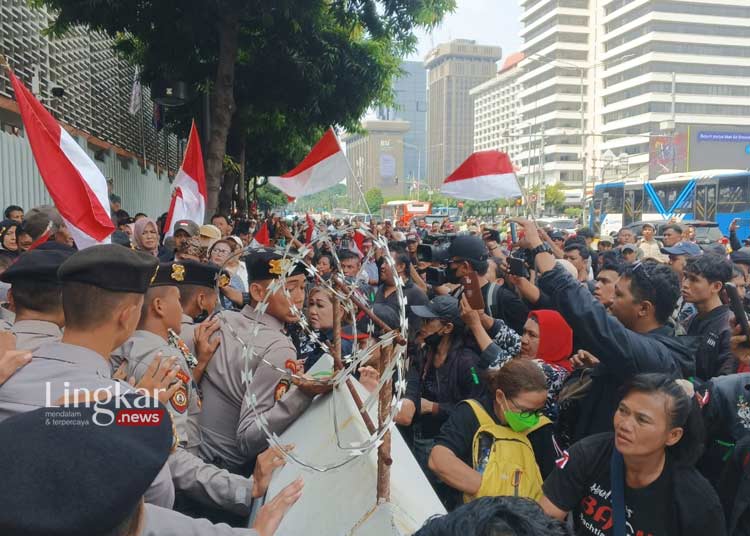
598 235 614 245
410 295 461 324
199 224 222 240
730 247 750 266
621 244 638 253
406 233 419 243
173 219 200 237
549 231 565 241
641 222 655 231
448 235 488 262
660 241 703 257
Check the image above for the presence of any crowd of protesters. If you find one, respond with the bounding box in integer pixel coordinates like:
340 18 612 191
1 196 750 536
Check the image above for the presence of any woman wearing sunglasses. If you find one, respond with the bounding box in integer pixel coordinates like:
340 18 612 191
429 358 555 510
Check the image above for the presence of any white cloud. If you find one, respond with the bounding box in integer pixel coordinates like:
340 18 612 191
409 0 522 62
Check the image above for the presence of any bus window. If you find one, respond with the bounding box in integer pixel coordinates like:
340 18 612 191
644 182 692 214
603 187 624 214
718 175 750 214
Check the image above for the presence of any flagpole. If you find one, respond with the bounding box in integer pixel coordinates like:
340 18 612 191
332 126 372 219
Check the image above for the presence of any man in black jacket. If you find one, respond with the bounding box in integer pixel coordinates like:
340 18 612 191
511 218 695 446
682 254 737 379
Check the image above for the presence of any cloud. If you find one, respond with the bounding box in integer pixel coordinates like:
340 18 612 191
410 0 522 61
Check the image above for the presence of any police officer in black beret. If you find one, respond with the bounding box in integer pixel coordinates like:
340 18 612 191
0 248 72 351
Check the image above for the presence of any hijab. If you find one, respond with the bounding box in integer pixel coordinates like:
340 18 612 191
529 310 573 371
0 220 20 259
133 217 159 256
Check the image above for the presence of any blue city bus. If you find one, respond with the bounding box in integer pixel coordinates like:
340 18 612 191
590 170 750 240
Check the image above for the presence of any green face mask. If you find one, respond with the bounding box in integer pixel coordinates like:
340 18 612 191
503 409 540 433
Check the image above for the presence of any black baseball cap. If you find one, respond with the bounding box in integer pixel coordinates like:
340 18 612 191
411 295 462 326
448 235 488 262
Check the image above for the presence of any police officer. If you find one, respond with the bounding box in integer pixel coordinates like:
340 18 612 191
199 249 331 473
115 261 284 519
0 244 179 509
175 260 222 357
0 248 72 351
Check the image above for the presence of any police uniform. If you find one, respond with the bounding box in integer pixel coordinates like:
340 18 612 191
0 248 71 347
0 245 176 509
174 260 223 354
116 262 255 516
181 313 197 354
0 308 13 331
199 250 313 472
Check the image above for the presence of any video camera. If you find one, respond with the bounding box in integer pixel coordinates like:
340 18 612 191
416 234 457 287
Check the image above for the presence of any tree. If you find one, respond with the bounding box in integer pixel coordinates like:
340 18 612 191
364 188 384 214
544 183 566 213
35 0 456 218
255 183 290 213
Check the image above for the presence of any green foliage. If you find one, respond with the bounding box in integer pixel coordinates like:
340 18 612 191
292 183 347 212
564 207 583 218
255 183 290 213
544 183 566 211
364 188 384 214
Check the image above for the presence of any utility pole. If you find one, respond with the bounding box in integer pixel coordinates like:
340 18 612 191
580 66 586 215
671 72 676 172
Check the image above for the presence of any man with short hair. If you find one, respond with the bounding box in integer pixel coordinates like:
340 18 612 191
199 250 325 473
115 261 283 521
621 243 638 264
360 237 379 286
376 250 429 339
512 218 695 446
3 205 23 223
211 214 234 238
682 254 737 379
616 227 636 246
597 235 613 253
593 259 622 311
563 243 591 283
661 223 684 248
175 261 222 354
637 222 665 261
161 219 201 262
1 249 72 351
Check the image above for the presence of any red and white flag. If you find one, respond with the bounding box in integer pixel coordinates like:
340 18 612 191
305 213 315 244
7 67 114 249
164 121 207 237
441 151 522 201
268 128 349 198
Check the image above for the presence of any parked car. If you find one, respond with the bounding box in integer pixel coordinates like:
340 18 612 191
536 217 578 232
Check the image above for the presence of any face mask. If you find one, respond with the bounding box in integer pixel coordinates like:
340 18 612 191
424 332 443 348
446 265 461 284
503 409 540 433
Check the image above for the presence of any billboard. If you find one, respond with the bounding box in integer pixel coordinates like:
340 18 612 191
649 124 750 179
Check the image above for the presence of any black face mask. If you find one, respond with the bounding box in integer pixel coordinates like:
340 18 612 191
193 309 209 324
446 264 461 284
424 332 443 348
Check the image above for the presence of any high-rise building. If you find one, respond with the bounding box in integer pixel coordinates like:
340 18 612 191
470 52 525 159
518 0 750 200
377 61 427 193
425 40 502 188
344 119 410 207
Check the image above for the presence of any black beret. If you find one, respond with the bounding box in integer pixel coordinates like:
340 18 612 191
151 260 221 289
245 248 306 282
0 249 73 284
58 244 158 293
0 395 172 535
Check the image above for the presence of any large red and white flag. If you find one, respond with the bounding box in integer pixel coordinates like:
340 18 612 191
441 151 522 201
268 128 349 198
7 67 114 249
164 121 207 236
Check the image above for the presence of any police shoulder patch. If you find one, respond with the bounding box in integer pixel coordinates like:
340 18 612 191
171 386 189 414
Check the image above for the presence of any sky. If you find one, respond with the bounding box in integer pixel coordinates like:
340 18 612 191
409 0 523 62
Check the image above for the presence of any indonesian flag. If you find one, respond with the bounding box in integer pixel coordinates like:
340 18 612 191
164 121 207 236
254 222 271 247
7 67 114 249
441 151 522 201
268 128 348 198
305 213 315 244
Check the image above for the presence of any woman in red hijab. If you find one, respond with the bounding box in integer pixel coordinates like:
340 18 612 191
519 310 574 419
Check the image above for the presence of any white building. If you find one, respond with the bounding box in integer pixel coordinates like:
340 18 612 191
470 52 525 163
517 0 750 200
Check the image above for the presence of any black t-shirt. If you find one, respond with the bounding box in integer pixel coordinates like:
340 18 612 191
480 282 528 334
543 433 676 536
434 395 555 478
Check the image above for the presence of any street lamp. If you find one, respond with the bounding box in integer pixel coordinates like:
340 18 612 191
393 139 422 199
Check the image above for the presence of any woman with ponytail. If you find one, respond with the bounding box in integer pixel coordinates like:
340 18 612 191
541 373 726 536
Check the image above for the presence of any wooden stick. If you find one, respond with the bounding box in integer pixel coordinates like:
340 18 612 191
376 344 394 502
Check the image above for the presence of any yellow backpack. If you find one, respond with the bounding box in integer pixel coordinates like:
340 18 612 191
463 399 550 503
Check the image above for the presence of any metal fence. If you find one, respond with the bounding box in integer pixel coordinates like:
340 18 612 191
0 129 172 218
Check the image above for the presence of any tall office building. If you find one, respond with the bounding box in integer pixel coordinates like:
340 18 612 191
518 0 750 198
343 119 410 206
470 52 525 160
377 61 427 192
425 40 502 188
